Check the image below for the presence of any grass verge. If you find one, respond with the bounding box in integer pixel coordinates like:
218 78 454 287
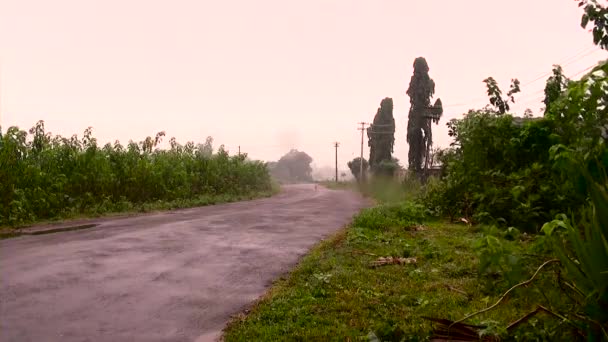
0 188 279 239
223 204 565 341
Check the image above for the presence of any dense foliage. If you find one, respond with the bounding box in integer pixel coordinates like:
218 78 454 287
579 0 608 49
543 65 570 112
543 172 608 339
422 61 607 232
0 121 273 226
367 98 396 175
418 57 608 339
482 77 520 115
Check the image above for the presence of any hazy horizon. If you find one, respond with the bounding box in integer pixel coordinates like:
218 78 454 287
1 0 606 170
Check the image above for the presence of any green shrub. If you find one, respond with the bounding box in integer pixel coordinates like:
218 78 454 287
421 61 608 232
0 121 273 226
542 168 608 339
473 226 531 290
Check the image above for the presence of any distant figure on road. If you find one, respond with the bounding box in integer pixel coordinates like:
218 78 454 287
314 184 318 191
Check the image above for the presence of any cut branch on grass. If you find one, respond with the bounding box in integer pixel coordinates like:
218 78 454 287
369 256 417 268
449 259 560 329
422 317 497 342
506 305 566 332
445 285 471 299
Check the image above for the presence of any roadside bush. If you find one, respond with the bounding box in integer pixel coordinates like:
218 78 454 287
421 61 608 232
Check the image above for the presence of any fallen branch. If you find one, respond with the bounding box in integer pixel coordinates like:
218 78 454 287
449 259 560 329
422 317 496 342
556 269 581 305
369 256 417 268
446 285 470 298
507 305 566 331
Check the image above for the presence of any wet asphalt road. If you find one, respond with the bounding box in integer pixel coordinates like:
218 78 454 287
0 184 368 342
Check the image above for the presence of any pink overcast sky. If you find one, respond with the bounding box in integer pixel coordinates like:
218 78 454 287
1 0 606 171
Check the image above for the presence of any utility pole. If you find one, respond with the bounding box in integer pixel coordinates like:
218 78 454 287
238 145 241 156
333 142 340 182
357 122 367 182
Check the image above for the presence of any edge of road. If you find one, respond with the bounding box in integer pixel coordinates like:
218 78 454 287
1 189 284 238
217 225 354 342
1 183 356 239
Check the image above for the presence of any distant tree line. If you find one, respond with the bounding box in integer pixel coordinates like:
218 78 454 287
267 149 313 184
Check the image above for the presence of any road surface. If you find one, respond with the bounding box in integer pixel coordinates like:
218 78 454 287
0 184 368 342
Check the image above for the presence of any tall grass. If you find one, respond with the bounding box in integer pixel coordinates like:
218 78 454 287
321 176 423 204
0 121 273 226
360 176 422 204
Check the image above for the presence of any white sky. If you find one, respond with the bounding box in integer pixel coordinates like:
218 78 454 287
1 0 606 170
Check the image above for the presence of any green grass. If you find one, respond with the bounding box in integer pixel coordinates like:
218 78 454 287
223 213 566 341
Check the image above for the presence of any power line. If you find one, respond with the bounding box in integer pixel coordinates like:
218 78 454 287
357 122 368 183
568 64 598 78
519 47 596 86
515 88 545 103
518 96 545 109
367 131 396 134
515 62 603 110
559 46 601 66
519 62 600 100
520 48 602 88
446 61 604 113
441 48 605 109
